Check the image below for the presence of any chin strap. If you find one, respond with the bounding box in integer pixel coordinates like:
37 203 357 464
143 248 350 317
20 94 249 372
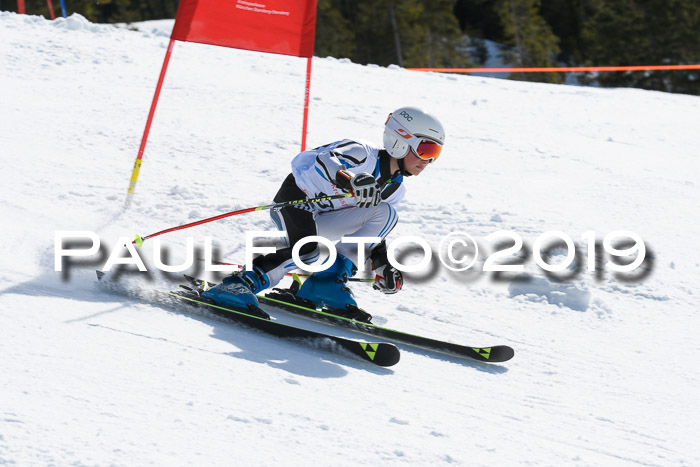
397 157 413 177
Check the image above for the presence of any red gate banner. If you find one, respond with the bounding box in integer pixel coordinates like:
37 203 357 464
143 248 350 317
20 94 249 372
171 0 317 58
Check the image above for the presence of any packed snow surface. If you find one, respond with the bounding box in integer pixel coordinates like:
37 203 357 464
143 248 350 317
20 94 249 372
1 12 700 466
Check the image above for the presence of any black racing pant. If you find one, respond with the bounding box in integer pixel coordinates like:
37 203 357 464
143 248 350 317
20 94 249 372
253 174 319 274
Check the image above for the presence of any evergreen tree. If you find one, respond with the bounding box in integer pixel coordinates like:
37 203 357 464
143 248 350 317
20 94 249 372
454 0 504 42
583 0 700 95
21 0 179 24
352 0 411 66
348 0 469 68
539 0 594 65
495 0 563 83
315 0 356 59
414 0 469 68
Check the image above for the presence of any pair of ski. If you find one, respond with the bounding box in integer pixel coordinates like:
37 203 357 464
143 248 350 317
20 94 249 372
169 275 514 368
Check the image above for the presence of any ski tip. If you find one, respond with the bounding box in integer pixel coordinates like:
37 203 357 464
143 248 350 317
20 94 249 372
360 342 401 367
96 270 106 281
472 345 515 363
133 234 144 247
496 346 516 362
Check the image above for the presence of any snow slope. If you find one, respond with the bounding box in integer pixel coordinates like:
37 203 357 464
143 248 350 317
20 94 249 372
2 12 700 466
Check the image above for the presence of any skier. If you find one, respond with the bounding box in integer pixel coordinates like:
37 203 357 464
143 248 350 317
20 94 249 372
202 106 445 321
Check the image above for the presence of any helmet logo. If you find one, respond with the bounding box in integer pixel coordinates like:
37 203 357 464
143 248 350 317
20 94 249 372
395 128 412 139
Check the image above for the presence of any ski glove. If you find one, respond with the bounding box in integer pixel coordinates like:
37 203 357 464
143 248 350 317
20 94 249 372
372 264 403 294
336 169 382 208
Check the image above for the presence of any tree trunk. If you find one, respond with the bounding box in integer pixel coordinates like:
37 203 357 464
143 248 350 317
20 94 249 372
510 0 524 66
388 0 403 66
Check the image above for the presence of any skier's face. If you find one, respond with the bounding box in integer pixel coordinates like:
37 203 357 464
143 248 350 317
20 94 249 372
403 151 432 176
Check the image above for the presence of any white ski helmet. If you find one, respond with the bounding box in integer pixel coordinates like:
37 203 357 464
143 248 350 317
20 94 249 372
383 106 445 161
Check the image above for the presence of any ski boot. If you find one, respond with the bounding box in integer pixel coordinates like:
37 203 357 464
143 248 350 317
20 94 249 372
269 255 372 323
201 267 270 318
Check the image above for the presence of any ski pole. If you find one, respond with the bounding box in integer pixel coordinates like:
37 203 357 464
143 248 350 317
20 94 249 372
133 193 352 246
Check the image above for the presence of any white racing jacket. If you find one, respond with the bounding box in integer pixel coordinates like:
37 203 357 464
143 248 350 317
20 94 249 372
291 139 406 213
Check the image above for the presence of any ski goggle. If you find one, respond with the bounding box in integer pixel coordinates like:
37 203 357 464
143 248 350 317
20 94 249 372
411 139 443 162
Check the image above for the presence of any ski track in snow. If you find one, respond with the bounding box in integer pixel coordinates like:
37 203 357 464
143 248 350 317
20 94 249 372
1 12 700 466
